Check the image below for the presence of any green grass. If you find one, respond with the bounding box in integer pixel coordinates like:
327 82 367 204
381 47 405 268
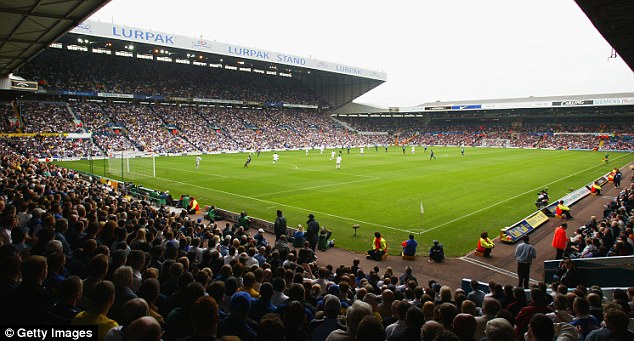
56 147 634 256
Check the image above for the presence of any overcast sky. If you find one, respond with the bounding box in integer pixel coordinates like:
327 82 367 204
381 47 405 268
89 0 634 107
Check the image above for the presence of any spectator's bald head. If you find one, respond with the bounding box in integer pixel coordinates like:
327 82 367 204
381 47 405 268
453 313 477 341
422 320 444 341
124 316 161 341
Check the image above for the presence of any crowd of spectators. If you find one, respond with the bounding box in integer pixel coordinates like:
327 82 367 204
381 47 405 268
563 185 634 260
5 99 633 157
0 152 633 341
19 48 321 105
19 101 79 133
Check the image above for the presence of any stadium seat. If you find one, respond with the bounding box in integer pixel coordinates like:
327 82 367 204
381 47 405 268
402 254 416 260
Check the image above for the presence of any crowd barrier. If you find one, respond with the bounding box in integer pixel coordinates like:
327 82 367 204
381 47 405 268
543 256 634 287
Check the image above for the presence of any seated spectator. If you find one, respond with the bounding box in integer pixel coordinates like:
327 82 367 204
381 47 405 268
318 227 333 251
253 228 268 248
484 317 515 341
3 255 53 325
477 232 494 258
569 297 600 340
556 200 573 219
122 316 162 341
297 241 317 264
44 275 83 325
367 232 388 261
401 234 418 257
179 296 220 341
218 292 257 341
293 225 306 249
585 308 634 341
104 298 149 341
429 240 445 262
356 315 386 341
72 280 118 341
326 300 372 341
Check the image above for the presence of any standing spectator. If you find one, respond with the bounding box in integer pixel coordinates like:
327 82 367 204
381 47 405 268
515 235 537 288
552 223 568 260
477 232 494 258
613 169 622 188
306 214 320 252
274 209 287 241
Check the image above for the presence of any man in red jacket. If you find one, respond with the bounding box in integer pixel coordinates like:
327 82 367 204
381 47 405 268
551 223 568 260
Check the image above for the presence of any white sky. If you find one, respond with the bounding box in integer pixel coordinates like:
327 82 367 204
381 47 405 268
89 0 634 108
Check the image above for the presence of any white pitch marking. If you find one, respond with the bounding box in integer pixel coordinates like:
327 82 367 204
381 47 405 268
123 170 414 234
418 154 630 235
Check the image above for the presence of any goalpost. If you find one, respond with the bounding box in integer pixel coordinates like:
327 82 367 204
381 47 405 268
481 138 511 148
108 151 156 181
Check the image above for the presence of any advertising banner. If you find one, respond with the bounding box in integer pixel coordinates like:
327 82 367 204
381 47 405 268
71 20 387 81
10 80 38 91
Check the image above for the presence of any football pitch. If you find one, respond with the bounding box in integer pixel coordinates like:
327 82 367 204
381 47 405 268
57 147 634 256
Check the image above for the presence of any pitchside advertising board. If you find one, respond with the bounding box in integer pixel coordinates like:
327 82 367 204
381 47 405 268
69 20 387 81
500 181 598 243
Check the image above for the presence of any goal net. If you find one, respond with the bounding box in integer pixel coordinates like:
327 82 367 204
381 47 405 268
107 151 156 181
481 138 511 148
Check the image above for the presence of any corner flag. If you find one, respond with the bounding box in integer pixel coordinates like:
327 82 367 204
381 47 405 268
420 201 424 215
